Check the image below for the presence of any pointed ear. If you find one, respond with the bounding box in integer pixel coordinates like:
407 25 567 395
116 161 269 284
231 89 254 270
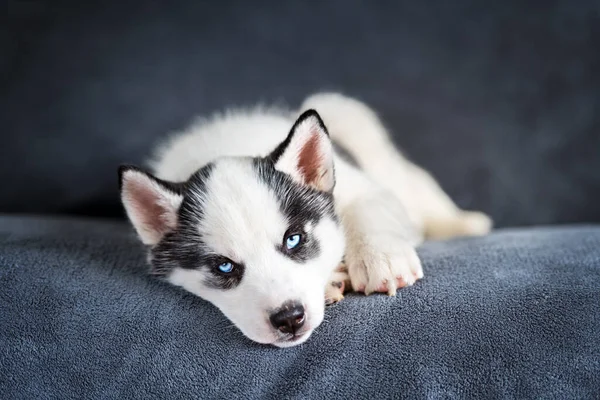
119 165 184 245
268 109 335 192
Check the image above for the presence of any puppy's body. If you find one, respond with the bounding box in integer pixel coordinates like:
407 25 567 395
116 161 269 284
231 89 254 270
120 93 491 347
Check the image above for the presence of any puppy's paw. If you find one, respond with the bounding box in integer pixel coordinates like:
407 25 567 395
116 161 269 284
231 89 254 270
325 263 350 305
346 237 423 296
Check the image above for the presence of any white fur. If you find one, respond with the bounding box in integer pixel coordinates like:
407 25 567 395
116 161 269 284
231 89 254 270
151 109 293 182
164 157 344 346
137 93 492 346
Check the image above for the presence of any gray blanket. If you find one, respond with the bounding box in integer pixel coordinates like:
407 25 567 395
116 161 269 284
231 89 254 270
1 215 598 399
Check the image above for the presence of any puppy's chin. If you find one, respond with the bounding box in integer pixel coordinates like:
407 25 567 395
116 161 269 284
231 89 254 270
271 329 314 348
240 326 314 348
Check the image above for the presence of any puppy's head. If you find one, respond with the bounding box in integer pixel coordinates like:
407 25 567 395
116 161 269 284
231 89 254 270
119 110 345 347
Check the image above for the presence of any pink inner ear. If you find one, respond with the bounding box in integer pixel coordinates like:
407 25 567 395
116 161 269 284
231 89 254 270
125 177 178 239
297 131 323 185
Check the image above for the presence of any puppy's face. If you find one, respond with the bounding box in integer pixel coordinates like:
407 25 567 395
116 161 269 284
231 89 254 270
120 111 345 347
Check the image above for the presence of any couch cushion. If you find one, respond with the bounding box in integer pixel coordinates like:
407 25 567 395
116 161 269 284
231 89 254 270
0 215 598 399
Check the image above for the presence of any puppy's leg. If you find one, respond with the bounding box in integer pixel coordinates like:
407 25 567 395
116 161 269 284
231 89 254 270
301 92 492 240
402 163 493 240
333 160 424 296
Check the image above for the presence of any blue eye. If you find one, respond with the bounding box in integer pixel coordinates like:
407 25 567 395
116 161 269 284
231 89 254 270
218 262 234 273
285 234 301 250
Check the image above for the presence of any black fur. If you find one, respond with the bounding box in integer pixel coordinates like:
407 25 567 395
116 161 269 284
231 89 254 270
277 227 320 263
253 159 337 262
258 110 338 262
141 163 245 290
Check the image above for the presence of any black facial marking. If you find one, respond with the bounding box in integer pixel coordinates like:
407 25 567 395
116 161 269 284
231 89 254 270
147 163 245 290
278 227 320 262
199 256 246 290
253 158 337 262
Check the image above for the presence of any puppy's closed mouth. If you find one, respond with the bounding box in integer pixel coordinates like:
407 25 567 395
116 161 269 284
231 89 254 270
276 330 312 345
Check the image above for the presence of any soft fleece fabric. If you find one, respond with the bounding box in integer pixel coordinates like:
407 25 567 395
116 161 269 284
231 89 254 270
1 215 598 399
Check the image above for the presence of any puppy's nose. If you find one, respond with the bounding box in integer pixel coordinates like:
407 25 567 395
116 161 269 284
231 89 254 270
269 302 306 334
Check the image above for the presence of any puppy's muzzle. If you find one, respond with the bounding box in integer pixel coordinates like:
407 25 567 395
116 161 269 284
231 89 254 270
269 301 306 335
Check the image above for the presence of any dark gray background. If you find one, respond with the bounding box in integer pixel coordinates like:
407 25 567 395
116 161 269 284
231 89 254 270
2 0 599 227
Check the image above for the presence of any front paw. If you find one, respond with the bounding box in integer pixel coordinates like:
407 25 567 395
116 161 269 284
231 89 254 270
325 263 351 305
346 236 423 296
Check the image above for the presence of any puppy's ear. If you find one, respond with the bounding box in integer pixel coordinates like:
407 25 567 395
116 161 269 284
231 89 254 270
119 166 183 245
268 109 335 192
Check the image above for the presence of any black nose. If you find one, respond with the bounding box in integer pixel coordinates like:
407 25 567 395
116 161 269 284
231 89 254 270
269 302 306 334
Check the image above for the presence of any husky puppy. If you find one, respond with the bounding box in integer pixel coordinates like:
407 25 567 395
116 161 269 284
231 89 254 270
119 93 491 347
